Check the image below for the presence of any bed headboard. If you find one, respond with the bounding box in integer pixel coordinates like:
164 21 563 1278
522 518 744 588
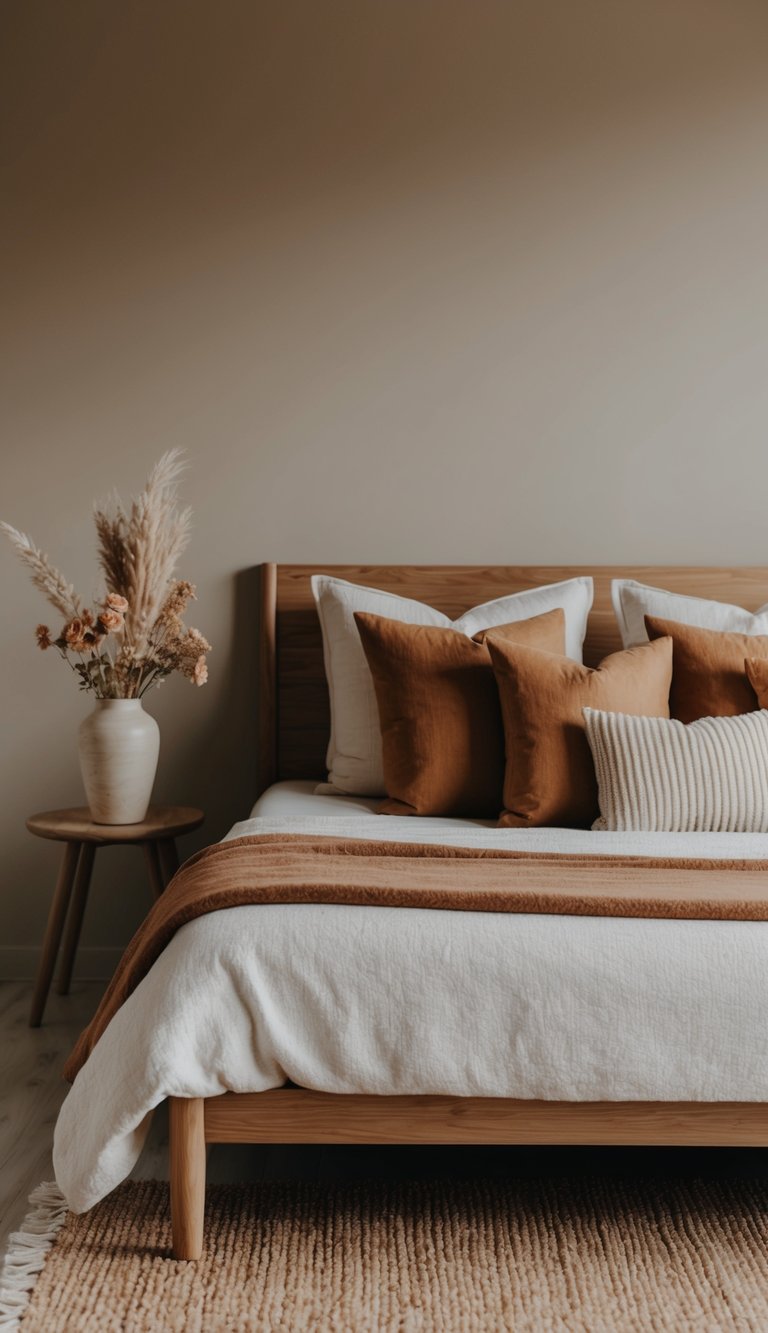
257 564 768 793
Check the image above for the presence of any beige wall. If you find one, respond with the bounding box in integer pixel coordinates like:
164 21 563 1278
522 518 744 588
2 0 768 972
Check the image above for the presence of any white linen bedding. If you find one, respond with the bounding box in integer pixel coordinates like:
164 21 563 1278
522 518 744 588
54 785 768 1213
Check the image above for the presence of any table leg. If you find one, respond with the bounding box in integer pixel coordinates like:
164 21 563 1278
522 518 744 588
157 838 180 887
143 842 166 902
57 842 96 996
29 841 81 1027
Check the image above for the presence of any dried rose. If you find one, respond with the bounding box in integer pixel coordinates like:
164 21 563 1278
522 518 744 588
98 608 124 632
104 593 128 612
63 617 86 645
35 624 52 650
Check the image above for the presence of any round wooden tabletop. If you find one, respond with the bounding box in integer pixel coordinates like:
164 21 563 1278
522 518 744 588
26 805 205 844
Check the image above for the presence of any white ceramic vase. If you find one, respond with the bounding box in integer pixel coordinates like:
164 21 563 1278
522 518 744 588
78 699 160 824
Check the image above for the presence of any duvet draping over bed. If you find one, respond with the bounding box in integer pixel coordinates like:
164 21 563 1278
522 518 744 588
65 832 768 1082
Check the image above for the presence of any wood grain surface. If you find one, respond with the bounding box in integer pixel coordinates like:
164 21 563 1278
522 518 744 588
26 806 204 844
202 1089 768 1148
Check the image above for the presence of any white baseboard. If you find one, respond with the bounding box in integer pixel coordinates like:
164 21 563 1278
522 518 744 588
0 946 124 981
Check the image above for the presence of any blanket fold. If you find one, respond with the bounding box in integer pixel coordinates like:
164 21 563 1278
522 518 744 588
64 833 768 1082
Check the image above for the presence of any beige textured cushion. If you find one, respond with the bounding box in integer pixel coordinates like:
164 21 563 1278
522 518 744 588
584 707 768 832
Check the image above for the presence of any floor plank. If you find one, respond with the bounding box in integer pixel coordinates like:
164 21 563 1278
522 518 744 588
0 982 104 1250
3 979 768 1262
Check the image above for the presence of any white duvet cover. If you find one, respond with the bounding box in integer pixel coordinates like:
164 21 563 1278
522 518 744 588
54 785 768 1212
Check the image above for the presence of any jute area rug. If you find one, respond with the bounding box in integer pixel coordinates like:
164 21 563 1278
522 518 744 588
10 1175 768 1332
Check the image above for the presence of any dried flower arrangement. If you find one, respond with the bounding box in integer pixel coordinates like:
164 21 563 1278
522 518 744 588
1 450 211 699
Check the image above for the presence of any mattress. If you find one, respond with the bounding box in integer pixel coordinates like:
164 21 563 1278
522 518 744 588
248 779 492 826
54 786 768 1213
250 780 382 819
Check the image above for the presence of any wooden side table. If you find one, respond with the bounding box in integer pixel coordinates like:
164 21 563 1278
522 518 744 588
27 805 204 1028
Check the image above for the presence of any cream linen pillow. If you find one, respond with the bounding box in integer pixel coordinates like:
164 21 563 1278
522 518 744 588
312 574 594 795
612 579 768 649
584 706 768 832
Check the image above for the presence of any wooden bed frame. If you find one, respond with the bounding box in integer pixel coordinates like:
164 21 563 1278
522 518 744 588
167 563 768 1259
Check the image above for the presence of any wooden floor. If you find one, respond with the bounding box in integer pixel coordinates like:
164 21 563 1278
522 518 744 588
4 978 768 1260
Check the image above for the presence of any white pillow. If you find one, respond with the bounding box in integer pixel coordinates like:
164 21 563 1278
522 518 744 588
312 574 594 795
584 706 768 832
612 579 768 649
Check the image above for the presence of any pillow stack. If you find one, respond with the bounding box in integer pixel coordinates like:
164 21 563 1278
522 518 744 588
312 573 768 831
312 574 593 796
596 581 768 832
354 609 566 817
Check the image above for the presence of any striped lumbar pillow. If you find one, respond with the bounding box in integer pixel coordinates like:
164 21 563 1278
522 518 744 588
583 707 768 832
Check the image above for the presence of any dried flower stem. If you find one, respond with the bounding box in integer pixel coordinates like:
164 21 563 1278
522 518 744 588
0 524 82 619
94 450 192 658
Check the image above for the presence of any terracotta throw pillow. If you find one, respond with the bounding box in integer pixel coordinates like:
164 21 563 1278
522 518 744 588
486 635 673 828
354 608 566 817
745 657 768 707
644 616 766 722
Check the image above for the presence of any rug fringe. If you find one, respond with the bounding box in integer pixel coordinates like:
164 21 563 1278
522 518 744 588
0 1181 68 1330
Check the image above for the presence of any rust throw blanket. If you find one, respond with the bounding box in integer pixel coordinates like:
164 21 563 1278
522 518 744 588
65 833 768 1080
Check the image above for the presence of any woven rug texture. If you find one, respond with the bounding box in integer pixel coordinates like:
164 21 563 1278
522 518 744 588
17 1175 768 1332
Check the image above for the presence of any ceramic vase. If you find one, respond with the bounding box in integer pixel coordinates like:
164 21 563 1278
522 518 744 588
78 699 160 824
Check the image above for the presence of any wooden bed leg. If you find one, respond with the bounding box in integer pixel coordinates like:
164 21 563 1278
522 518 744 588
169 1097 206 1259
